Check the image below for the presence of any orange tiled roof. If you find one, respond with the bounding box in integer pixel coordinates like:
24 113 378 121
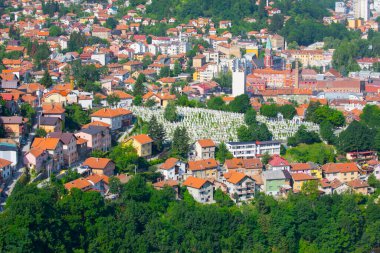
91 108 132 118
160 158 179 170
83 157 113 170
291 173 317 181
0 158 12 168
197 139 215 148
130 134 153 145
82 121 111 129
188 158 218 171
153 179 179 188
321 163 359 173
64 178 92 190
31 137 61 150
347 179 369 189
223 171 247 184
183 176 209 189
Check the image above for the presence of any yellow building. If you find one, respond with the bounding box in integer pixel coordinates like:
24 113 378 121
322 163 360 183
291 173 318 191
42 90 68 105
246 46 259 57
125 134 153 157
290 163 322 179
187 158 219 180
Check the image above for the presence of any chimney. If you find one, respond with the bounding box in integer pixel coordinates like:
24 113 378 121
295 61 299 89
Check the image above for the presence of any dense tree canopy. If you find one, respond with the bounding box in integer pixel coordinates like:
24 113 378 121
305 102 345 127
1 177 379 252
337 120 375 152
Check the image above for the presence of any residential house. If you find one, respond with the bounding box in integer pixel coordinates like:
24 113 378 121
291 173 318 192
290 162 322 179
90 108 133 131
194 139 216 160
0 141 18 166
0 158 12 182
158 157 186 181
75 125 111 152
82 157 115 176
125 134 153 157
64 174 109 195
187 158 219 180
31 137 64 171
42 103 66 122
23 148 53 173
322 163 360 183
39 116 62 133
183 176 214 203
268 155 291 171
347 179 369 195
223 171 255 202
262 170 287 196
0 116 26 137
224 157 262 176
47 132 78 166
153 179 179 198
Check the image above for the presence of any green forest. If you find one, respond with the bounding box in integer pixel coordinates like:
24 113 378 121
0 175 379 253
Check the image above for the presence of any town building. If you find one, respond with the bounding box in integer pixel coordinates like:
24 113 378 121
226 140 281 158
183 176 214 203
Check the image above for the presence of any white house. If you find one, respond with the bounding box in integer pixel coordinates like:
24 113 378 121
194 139 216 160
0 158 12 182
223 171 255 202
90 108 133 131
183 176 214 203
158 157 186 181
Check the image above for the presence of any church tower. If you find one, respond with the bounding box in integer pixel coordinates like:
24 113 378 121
264 38 273 69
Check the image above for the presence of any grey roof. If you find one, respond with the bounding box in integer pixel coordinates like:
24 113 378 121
47 132 76 145
78 126 107 135
262 170 286 180
0 116 23 124
0 143 18 151
40 116 61 126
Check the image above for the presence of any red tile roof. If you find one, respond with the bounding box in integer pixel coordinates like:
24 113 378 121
188 158 218 171
183 176 209 189
321 163 359 173
83 157 113 170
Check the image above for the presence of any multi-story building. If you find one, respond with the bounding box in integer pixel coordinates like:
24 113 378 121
226 140 281 158
354 0 369 21
125 134 153 158
91 108 133 131
75 126 111 152
262 170 288 196
223 171 255 202
31 137 64 171
82 157 115 176
224 157 262 176
194 139 216 160
321 163 360 183
187 158 219 179
183 176 214 203
158 157 186 181
47 132 78 166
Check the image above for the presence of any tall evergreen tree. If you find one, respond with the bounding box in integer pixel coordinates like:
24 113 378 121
133 74 146 96
164 102 178 122
216 142 233 163
171 126 189 158
40 69 53 88
148 116 166 152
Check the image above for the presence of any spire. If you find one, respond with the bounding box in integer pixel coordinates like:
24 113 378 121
266 37 272 50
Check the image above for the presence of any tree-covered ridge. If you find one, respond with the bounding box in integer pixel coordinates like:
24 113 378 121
0 176 379 253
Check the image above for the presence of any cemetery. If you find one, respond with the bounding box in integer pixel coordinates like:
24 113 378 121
127 106 320 143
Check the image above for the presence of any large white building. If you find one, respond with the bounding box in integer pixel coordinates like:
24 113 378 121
354 0 369 21
232 58 249 97
226 140 281 159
